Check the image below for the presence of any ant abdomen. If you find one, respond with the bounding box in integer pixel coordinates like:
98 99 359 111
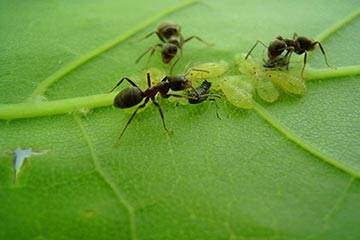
113 87 143 109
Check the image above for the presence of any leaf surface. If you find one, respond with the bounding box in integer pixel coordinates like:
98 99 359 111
1 0 360 239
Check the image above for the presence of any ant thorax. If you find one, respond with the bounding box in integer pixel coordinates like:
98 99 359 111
167 35 183 47
295 36 315 53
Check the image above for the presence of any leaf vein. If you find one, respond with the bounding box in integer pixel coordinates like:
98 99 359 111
253 102 360 178
73 114 138 240
27 0 200 101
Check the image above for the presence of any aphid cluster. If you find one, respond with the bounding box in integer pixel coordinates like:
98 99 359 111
220 54 306 109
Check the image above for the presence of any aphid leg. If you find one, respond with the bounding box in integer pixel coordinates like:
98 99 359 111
301 52 308 78
109 77 139 92
184 36 213 46
313 41 331 67
135 44 162 64
208 98 221 120
151 98 170 133
245 40 268 59
118 98 150 141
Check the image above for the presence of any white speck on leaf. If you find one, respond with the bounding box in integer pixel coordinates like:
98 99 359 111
13 148 48 182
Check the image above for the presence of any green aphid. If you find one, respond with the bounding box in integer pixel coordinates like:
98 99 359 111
256 78 279 103
236 54 279 103
265 70 306 95
220 75 254 109
235 54 262 77
186 60 229 84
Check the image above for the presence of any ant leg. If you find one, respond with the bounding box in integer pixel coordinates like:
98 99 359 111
129 31 156 45
151 99 170 133
313 41 330 67
245 40 268 59
301 52 307 78
169 56 181 75
184 36 213 46
183 68 210 78
292 32 298 40
160 76 168 82
284 47 294 70
199 93 221 98
109 77 139 92
135 44 162 64
165 93 197 100
118 98 150 141
146 72 152 88
169 49 183 75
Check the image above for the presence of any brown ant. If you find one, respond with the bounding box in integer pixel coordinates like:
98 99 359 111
245 33 330 76
136 22 212 71
109 71 205 141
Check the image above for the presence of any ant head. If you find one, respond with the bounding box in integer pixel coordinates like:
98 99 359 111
263 56 288 69
168 75 192 91
268 39 287 59
161 43 178 63
157 22 181 39
296 36 315 51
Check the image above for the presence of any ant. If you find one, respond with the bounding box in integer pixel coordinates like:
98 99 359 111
109 71 205 142
187 80 222 119
245 33 330 76
136 22 212 72
141 21 181 42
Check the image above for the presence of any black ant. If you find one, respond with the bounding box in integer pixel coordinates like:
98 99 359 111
141 22 181 42
245 33 330 76
136 22 211 71
109 71 205 142
187 80 222 119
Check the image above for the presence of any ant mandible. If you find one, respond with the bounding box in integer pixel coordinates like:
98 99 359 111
136 22 212 71
109 71 203 141
245 33 330 76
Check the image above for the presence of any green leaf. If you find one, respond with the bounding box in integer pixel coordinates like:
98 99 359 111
1 0 360 239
